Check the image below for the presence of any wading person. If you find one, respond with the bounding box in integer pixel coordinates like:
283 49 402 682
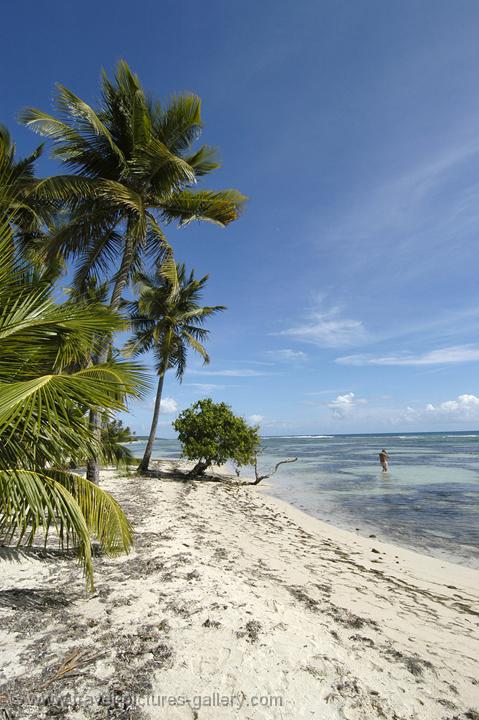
379 449 389 473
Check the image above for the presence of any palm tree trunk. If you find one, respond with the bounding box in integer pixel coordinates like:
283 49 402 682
86 436 101 484
138 371 166 473
86 237 134 484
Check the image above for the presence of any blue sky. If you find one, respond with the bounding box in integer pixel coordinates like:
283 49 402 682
3 0 479 435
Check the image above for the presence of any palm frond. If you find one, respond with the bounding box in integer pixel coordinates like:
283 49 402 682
54 84 126 169
132 136 196 194
159 189 246 226
143 214 173 266
19 108 86 146
52 470 133 557
154 93 203 153
0 364 146 453
159 254 179 294
0 468 91 565
183 332 209 363
183 145 220 176
27 175 99 202
0 469 133 590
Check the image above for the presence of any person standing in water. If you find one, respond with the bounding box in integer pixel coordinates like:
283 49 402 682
379 449 389 472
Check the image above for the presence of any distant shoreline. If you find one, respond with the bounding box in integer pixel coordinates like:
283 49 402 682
128 429 479 440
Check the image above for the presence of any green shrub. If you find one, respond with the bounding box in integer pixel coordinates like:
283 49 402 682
173 398 260 476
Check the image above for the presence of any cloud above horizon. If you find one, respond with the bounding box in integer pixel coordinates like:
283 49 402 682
265 348 308 362
185 383 232 393
160 397 178 413
327 392 367 419
394 394 479 424
336 345 479 367
425 394 479 419
187 368 267 377
279 307 367 348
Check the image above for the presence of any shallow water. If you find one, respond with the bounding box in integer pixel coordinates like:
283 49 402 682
126 432 479 568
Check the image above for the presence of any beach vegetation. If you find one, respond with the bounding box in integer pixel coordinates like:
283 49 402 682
0 60 243 586
20 60 245 481
125 261 224 472
0 173 147 586
174 399 260 476
101 418 136 467
0 124 54 264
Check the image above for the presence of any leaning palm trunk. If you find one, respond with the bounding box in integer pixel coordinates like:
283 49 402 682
138 371 166 473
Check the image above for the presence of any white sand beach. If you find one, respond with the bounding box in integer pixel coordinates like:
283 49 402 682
1 466 478 719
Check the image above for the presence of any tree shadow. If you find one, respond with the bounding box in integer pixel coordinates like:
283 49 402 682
0 544 101 563
0 546 77 562
140 468 228 483
0 588 71 610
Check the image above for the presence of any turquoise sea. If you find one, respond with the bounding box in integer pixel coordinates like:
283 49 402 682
125 432 479 568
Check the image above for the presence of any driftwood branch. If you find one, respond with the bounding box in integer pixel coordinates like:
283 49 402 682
249 456 298 485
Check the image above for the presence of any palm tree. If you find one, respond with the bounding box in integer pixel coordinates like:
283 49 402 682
0 169 147 587
20 60 245 481
125 260 224 472
0 124 54 260
101 418 136 467
20 60 245 310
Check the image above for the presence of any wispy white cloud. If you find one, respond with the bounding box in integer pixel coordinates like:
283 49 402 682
336 344 479 366
160 397 178 413
322 139 479 262
235 359 276 367
185 383 231 393
327 392 367 419
279 306 367 348
187 368 267 377
265 348 308 362
249 414 264 424
305 388 349 396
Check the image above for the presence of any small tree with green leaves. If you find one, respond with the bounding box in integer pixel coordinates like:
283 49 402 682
174 399 260 477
